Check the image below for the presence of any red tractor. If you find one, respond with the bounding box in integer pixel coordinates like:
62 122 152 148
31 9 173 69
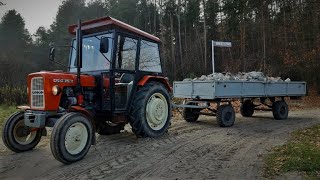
2 17 172 164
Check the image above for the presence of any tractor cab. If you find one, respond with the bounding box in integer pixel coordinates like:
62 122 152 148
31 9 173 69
3 16 172 164
66 17 166 113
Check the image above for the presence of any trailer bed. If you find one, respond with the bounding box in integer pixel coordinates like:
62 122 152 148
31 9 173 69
173 80 307 99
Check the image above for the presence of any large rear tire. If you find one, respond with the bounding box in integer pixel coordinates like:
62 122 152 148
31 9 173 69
50 112 93 164
182 102 200 122
272 100 288 120
2 111 42 153
216 105 235 127
240 100 254 117
130 82 171 138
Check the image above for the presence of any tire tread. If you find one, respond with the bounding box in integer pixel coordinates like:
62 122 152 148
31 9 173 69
129 82 171 138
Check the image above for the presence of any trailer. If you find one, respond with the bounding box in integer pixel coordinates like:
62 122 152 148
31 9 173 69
173 80 307 127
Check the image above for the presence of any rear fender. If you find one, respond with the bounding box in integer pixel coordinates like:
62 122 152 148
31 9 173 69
137 76 172 92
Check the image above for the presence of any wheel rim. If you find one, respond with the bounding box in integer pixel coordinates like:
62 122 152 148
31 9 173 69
65 122 88 155
13 120 37 145
146 93 169 130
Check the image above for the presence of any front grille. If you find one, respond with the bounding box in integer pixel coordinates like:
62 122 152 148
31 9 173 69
31 77 45 108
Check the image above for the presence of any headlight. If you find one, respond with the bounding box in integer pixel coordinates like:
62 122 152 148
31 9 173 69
52 85 61 96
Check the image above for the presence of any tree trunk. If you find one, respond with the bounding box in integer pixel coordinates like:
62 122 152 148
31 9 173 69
178 0 183 78
154 0 157 34
202 0 207 74
262 0 267 72
240 16 246 71
170 13 176 80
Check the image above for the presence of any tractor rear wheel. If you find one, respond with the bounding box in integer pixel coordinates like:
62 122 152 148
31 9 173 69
50 112 93 164
130 82 171 138
96 122 125 135
2 111 42 152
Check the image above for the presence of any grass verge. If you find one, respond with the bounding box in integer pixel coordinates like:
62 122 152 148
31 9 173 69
0 106 17 133
265 125 320 179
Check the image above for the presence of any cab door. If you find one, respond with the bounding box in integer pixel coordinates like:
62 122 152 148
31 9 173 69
110 34 139 113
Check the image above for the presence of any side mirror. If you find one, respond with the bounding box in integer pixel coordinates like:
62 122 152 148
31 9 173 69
100 37 109 53
49 47 55 61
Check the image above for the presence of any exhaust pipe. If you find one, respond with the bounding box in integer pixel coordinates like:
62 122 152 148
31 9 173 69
75 19 82 94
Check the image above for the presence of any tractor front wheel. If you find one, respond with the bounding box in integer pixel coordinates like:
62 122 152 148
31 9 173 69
50 112 93 164
2 111 42 153
130 82 171 138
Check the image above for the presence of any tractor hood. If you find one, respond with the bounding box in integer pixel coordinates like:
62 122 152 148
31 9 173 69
27 71 96 111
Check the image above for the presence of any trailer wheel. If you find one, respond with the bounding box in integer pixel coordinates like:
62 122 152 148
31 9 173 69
2 111 42 153
217 105 235 127
240 100 254 117
96 122 125 135
130 82 171 138
50 113 92 164
272 101 288 120
182 102 200 122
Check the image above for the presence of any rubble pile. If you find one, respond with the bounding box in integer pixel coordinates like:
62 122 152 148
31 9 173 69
183 71 291 82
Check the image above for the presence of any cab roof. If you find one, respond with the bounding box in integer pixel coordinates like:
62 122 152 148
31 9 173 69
68 16 160 43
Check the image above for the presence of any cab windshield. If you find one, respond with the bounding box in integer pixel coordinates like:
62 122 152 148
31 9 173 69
69 33 113 72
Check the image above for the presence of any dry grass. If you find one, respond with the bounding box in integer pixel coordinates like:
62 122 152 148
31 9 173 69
264 125 320 179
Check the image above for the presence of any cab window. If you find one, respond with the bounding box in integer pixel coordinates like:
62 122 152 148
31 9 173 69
69 33 112 72
139 40 162 73
116 36 138 71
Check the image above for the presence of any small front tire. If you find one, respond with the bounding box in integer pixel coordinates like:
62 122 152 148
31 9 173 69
50 112 93 164
2 111 42 153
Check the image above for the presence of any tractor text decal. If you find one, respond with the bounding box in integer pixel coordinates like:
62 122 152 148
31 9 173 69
53 79 74 83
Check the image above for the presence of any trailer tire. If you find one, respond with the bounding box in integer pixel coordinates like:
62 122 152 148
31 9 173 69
96 122 125 135
2 111 42 153
272 101 288 120
217 105 235 127
240 100 254 117
50 112 92 164
182 102 200 122
130 82 171 138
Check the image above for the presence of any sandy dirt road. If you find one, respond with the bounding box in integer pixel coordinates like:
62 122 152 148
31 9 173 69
1 109 320 180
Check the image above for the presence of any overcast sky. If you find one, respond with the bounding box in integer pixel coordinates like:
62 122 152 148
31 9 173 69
0 0 63 34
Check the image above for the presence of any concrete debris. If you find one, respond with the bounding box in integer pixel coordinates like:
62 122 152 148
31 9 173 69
183 71 291 82
285 78 291 82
